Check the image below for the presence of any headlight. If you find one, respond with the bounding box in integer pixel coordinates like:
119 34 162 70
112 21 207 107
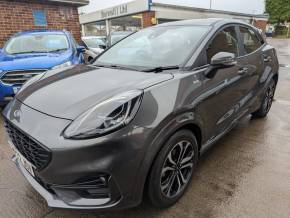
64 90 143 139
52 61 72 70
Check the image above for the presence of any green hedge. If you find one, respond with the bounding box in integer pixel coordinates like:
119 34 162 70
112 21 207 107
274 26 290 38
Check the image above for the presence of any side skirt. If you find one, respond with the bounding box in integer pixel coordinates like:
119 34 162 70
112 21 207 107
199 109 249 156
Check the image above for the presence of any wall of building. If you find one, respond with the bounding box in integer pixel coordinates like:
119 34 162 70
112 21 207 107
0 0 82 47
253 19 267 32
151 5 268 31
142 11 155 28
153 5 252 24
152 0 265 15
79 0 268 36
79 0 266 16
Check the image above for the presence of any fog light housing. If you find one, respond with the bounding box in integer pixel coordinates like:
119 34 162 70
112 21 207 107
51 173 121 203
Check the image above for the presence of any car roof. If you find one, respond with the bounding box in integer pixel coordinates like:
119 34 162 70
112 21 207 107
157 18 249 27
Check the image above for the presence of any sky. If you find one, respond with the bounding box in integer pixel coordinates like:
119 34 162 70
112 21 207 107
79 0 265 15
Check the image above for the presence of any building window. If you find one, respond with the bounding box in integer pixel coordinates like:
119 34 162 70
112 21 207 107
83 21 107 36
33 10 47 27
59 7 74 20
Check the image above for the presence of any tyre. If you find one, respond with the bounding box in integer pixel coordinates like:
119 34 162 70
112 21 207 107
147 129 199 208
252 79 276 118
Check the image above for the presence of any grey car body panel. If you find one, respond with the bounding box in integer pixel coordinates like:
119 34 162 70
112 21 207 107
15 64 174 120
2 19 279 210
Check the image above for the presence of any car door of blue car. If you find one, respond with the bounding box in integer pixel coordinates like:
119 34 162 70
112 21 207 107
69 33 84 64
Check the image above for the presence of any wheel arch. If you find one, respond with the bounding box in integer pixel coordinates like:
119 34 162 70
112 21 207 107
139 120 203 203
272 73 279 85
178 123 202 152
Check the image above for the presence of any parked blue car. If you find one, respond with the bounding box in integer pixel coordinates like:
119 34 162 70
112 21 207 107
0 30 85 105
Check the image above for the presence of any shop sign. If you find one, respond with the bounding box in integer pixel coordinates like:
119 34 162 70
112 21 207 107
80 0 150 24
101 4 128 19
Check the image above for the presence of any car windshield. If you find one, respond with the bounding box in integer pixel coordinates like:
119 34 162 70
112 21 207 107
95 26 209 69
5 34 69 54
111 34 130 45
83 38 106 48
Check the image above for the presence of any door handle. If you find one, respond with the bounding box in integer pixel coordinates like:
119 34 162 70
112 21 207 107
238 67 249 75
263 55 272 62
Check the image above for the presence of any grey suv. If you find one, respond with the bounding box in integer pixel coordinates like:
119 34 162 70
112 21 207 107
3 19 278 210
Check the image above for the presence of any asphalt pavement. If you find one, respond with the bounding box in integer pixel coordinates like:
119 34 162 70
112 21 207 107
0 38 290 218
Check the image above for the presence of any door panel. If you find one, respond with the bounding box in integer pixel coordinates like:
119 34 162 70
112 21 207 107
193 26 245 141
236 52 263 112
196 64 245 140
261 44 278 79
237 26 265 113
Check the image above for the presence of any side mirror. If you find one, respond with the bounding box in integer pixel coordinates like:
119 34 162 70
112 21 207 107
80 42 89 50
76 45 86 53
210 52 237 67
99 45 107 50
205 52 237 78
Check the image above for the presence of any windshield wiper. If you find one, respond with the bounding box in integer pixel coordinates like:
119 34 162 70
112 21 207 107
10 51 48 55
94 64 141 71
142 65 180 73
48 48 67 53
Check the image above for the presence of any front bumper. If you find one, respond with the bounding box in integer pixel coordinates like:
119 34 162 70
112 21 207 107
3 99 153 210
14 156 122 209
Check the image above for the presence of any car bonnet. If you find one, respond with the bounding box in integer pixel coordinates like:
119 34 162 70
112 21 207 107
15 64 174 120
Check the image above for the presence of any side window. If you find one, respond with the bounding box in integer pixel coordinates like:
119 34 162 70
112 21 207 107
239 27 263 54
69 35 78 50
206 26 239 63
72 36 78 47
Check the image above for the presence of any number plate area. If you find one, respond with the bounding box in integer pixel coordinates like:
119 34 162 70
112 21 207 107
8 140 35 177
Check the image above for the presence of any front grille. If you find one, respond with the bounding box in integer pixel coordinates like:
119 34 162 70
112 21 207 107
4 120 51 170
0 70 46 85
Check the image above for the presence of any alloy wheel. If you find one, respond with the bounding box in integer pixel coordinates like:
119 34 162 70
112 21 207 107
263 82 275 113
160 140 194 198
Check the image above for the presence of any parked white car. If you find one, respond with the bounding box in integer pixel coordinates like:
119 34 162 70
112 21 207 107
81 36 107 63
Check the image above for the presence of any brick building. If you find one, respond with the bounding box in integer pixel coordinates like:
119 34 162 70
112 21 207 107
79 0 268 37
0 0 88 47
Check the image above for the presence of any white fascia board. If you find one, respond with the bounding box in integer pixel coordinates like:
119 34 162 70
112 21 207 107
152 4 268 21
79 0 150 24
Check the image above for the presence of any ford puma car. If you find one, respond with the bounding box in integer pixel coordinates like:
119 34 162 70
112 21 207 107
0 30 85 105
3 19 279 210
